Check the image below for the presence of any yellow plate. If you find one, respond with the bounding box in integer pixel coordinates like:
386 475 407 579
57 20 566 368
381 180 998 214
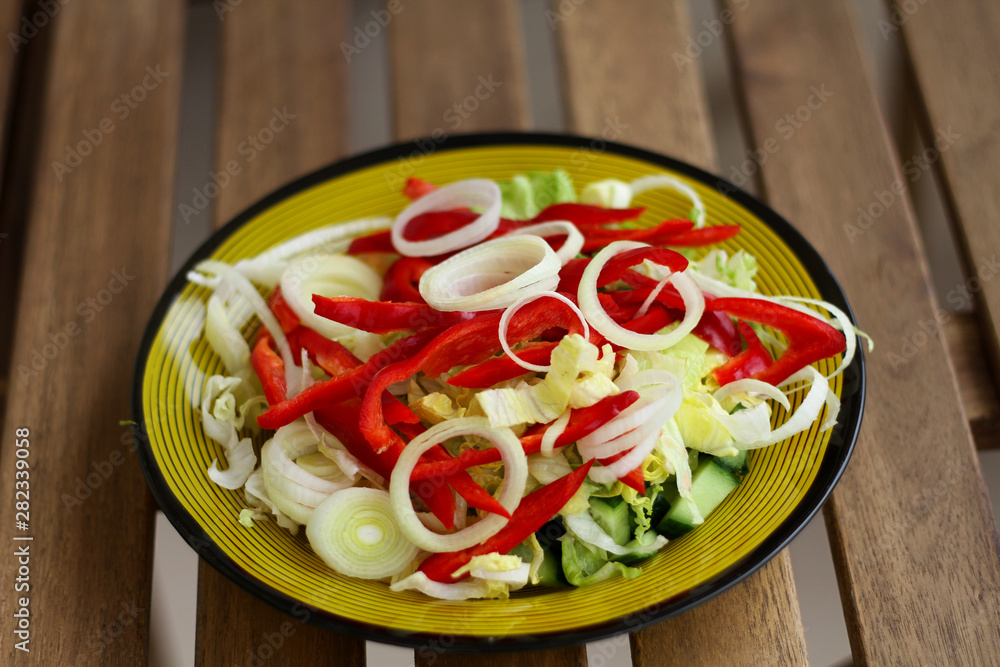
132 133 864 651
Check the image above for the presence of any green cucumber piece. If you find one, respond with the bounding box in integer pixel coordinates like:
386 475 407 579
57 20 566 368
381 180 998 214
656 459 740 538
589 496 632 546
611 530 663 566
714 449 749 475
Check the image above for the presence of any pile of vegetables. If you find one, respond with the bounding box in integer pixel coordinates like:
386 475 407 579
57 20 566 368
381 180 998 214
188 170 864 599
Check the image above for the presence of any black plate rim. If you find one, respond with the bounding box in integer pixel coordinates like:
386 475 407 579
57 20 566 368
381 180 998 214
131 130 865 653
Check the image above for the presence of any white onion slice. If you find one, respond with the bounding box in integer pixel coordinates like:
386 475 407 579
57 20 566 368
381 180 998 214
392 179 502 257
499 291 589 373
540 410 571 457
630 174 706 227
207 437 256 490
508 220 584 265
743 367 829 449
419 235 561 312
578 241 705 351
713 378 791 411
389 418 528 553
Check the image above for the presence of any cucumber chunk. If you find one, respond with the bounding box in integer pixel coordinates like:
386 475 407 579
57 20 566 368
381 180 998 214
656 459 740 538
714 449 749 475
611 530 663 566
589 496 632 546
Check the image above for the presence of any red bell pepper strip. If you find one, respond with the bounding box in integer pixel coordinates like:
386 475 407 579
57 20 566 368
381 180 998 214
579 219 694 253
418 459 595 583
293 326 362 376
257 329 438 430
267 287 301 334
662 225 741 246
711 321 772 386
380 257 433 303
531 203 645 226
706 298 845 386
692 311 743 357
314 403 456 529
346 230 395 254
446 341 559 389
558 248 689 294
312 295 478 334
409 391 639 480
417 444 511 519
597 450 646 494
359 300 588 451
401 209 479 241
403 177 437 200
251 328 287 406
381 393 421 425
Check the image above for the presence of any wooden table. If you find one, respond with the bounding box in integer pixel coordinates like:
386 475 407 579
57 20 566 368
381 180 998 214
1 1 999 665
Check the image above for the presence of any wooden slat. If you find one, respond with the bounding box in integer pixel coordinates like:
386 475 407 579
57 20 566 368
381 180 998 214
944 314 1000 449
897 0 1000 386
193 3 364 665
391 3 582 665
723 1 1000 663
556 3 810 665
0 1 185 665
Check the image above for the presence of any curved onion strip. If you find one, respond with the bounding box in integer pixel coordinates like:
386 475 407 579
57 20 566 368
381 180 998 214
578 415 662 460
577 397 662 455
713 378 791 411
234 217 391 286
587 429 661 484
633 272 671 320
499 291 589 373
822 386 841 431
266 422 352 495
744 367 829 449
307 488 420 579
508 220 584 265
540 410 571 457
262 467 314 525
389 417 528 553
419 235 561 312
392 179 502 257
578 242 705 351
630 174 706 227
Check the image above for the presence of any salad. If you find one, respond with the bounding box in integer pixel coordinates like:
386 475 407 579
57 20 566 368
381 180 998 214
187 170 864 600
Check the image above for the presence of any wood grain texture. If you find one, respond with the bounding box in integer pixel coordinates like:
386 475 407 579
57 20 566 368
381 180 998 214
557 3 810 665
897 0 1000 387
0 1 185 665
944 314 1000 450
390 0 531 142
723 1 1000 663
396 3 583 665
194 2 365 665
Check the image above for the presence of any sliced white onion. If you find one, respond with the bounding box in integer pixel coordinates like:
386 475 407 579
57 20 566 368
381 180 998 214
392 179 501 257
470 563 530 588
234 217 391 286
205 293 251 376
207 437 256 490
564 511 668 556
244 469 298 533
743 367 829 449
713 378 791 411
419 235 561 312
632 272 671 320
630 174 706 227
540 410 571 457
389 417 528 552
578 241 705 351
307 488 420 579
390 571 500 600
499 291 589 373
508 220 584 265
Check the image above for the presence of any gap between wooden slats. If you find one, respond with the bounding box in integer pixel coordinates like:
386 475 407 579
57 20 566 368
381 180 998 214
192 2 366 666
0 1 186 665
722 0 1000 663
555 2 811 664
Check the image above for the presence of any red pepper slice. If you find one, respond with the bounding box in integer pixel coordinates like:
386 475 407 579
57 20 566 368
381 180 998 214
257 329 438 430
409 392 639 480
402 209 479 241
446 341 559 389
346 230 395 254
380 257 433 303
579 219 694 253
293 326 362 376
359 300 588 451
558 248 689 295
403 177 437 200
267 286 301 334
663 225 741 246
706 298 845 386
711 321 772 386
597 450 646 494
251 328 287 406
531 203 645 226
312 295 477 334
417 459 595 583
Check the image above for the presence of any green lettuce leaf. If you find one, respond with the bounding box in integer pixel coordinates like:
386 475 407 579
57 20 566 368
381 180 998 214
498 170 577 220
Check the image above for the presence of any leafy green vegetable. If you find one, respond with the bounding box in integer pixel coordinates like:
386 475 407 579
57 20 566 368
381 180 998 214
498 170 577 219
